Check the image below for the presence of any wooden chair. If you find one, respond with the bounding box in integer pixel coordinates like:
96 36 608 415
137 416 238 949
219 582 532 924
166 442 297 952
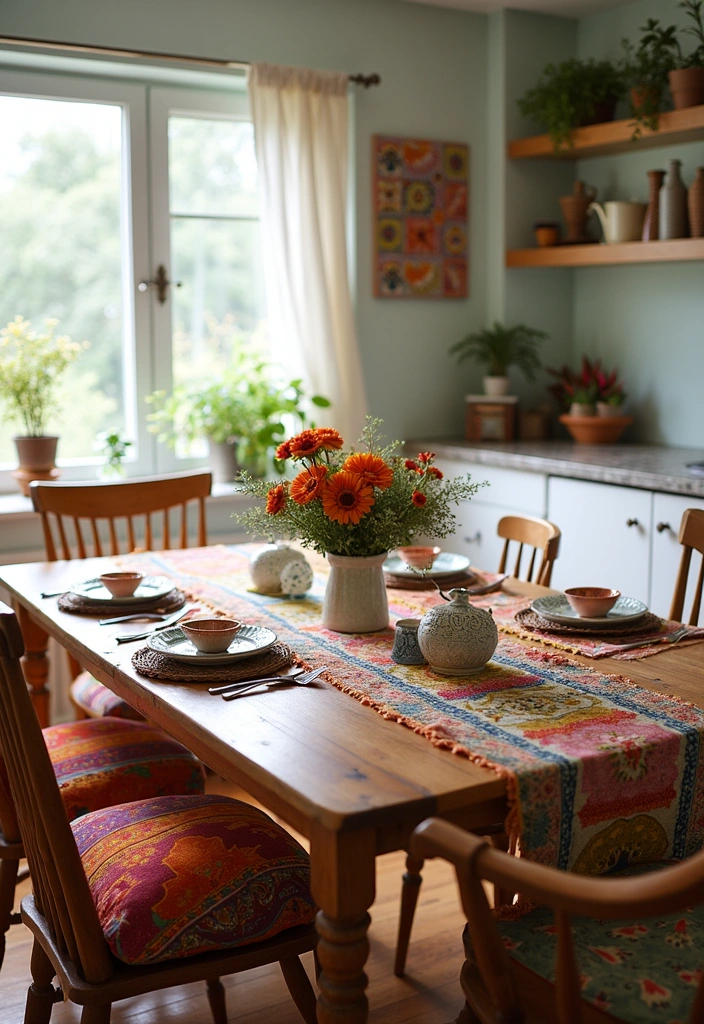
411 817 704 1024
669 508 704 626
497 515 561 586
0 602 318 1024
30 470 212 719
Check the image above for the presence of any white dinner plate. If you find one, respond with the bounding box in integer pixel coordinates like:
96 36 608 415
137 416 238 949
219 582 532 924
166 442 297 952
531 594 649 628
148 623 277 664
70 575 174 604
383 552 472 578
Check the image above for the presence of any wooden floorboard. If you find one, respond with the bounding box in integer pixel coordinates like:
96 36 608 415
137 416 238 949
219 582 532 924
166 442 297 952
3 777 467 1023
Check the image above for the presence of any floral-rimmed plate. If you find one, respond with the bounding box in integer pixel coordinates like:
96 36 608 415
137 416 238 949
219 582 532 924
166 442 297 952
383 552 472 579
531 594 648 629
70 575 174 604
147 623 277 664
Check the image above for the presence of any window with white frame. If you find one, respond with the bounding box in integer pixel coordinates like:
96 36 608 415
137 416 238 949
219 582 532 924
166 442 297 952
0 65 266 489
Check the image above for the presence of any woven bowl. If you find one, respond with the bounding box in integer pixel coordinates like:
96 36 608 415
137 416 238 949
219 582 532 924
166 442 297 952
180 617 243 654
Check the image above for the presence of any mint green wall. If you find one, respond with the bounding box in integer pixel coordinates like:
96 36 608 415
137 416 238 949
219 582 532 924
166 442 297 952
1 0 488 445
576 0 704 445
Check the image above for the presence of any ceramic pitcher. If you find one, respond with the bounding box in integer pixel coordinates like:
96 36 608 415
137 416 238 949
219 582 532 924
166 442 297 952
588 201 647 243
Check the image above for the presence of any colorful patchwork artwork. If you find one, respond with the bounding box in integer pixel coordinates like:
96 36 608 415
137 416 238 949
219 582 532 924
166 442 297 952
373 135 469 299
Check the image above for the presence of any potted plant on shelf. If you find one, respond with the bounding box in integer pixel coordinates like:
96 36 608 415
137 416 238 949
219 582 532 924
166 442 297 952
620 18 679 136
0 316 85 495
547 357 632 443
669 0 704 110
518 58 626 152
449 321 547 397
147 347 331 482
236 418 481 633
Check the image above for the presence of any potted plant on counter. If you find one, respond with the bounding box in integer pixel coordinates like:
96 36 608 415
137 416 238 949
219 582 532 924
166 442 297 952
450 321 547 397
147 347 331 482
547 357 632 443
518 58 626 151
0 316 85 495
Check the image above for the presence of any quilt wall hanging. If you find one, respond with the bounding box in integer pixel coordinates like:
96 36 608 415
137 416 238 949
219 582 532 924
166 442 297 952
373 134 469 299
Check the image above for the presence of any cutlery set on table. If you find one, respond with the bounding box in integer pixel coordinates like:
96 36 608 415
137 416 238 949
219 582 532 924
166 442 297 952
46 570 326 699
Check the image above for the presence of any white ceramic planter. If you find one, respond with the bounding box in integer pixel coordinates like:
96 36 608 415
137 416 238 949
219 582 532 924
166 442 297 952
483 376 510 397
322 552 389 633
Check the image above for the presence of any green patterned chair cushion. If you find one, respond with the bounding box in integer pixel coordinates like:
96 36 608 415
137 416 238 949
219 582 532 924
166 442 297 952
44 717 205 820
72 794 317 964
70 671 142 720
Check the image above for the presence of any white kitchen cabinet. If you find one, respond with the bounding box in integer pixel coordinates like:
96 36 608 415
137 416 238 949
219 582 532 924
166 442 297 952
547 477 652 603
650 493 704 618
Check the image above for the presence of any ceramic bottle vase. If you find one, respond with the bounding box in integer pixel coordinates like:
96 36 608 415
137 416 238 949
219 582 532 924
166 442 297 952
559 180 596 243
659 160 689 240
322 552 389 633
642 169 665 241
688 167 704 238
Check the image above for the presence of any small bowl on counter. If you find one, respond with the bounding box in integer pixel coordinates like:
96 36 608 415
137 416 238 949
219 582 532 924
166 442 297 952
180 617 244 654
564 587 620 618
99 572 144 598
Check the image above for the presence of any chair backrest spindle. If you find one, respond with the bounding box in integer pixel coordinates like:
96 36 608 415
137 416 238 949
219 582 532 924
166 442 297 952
497 515 561 586
669 509 704 625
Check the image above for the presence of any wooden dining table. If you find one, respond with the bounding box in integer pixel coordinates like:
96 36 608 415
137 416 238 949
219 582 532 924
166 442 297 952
2 551 704 1024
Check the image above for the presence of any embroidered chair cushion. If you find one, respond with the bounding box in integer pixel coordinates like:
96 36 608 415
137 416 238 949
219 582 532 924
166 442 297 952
72 794 317 965
70 671 142 720
471 883 704 1023
44 718 206 820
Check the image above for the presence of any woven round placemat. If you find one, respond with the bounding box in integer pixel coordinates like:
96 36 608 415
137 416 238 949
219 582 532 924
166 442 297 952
515 607 662 637
385 570 478 591
58 588 186 617
131 641 296 683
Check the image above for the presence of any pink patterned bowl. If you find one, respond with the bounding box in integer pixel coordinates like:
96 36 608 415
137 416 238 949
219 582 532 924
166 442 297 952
564 587 620 618
180 617 243 654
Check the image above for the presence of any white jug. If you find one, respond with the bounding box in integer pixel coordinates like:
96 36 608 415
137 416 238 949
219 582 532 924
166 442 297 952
588 201 647 244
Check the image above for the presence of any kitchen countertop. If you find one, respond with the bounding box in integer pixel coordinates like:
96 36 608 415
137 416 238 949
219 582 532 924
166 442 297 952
409 440 704 498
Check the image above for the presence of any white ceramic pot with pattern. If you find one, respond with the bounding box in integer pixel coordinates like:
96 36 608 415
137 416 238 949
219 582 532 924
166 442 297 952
322 552 389 633
418 588 498 676
250 543 302 593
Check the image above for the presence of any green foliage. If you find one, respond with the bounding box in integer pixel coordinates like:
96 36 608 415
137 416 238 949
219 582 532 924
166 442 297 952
679 0 704 66
620 19 679 135
146 346 330 476
518 59 626 151
449 322 547 380
0 316 85 436
236 419 484 558
95 429 132 477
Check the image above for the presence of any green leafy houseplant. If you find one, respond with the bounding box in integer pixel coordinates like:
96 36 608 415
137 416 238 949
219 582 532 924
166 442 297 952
621 19 679 136
147 347 331 477
0 316 84 436
518 59 626 151
449 322 547 381
95 429 132 478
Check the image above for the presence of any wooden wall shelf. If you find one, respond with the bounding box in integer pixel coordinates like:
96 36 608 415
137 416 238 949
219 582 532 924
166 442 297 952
509 104 704 160
506 238 704 267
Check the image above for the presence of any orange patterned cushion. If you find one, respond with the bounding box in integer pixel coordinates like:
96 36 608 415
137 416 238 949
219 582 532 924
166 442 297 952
70 672 142 719
44 717 206 820
72 794 317 964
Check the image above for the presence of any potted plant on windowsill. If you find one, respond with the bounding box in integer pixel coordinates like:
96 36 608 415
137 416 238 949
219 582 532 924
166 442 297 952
449 321 547 397
0 316 85 495
147 347 331 482
518 58 626 152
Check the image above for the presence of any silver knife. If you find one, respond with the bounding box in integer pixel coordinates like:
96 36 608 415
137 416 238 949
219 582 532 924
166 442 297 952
115 608 192 644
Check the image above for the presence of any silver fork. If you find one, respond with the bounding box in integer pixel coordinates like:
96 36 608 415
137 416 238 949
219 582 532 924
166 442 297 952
608 625 690 654
220 666 327 701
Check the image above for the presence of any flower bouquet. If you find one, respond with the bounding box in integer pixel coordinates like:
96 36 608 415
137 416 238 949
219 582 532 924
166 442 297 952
236 419 481 632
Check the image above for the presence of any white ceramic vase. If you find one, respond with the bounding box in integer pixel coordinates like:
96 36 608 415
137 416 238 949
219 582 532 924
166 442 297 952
322 552 389 633
483 375 510 397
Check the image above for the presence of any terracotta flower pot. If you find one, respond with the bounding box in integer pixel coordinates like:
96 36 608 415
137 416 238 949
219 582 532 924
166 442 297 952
12 436 61 496
669 68 704 111
559 414 633 444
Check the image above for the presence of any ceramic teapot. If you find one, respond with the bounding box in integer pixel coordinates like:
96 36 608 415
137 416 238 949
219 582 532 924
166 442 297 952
417 588 498 676
588 200 647 244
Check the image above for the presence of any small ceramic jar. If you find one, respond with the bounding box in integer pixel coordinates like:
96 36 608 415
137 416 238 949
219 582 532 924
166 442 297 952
250 543 302 593
391 618 427 665
418 589 498 676
280 558 314 597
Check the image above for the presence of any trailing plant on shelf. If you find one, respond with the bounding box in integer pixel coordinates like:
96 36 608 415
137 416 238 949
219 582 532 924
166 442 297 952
668 0 704 109
146 347 331 479
450 321 547 395
518 59 626 151
620 18 679 136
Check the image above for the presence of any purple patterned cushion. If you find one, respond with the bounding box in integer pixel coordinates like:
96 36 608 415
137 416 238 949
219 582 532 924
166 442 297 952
44 718 205 820
71 672 142 720
72 794 317 964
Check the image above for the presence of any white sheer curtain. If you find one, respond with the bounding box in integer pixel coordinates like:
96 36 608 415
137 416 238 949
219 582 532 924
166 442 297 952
249 62 367 444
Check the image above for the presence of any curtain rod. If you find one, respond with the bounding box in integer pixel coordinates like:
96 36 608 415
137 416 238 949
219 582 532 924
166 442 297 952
0 34 381 87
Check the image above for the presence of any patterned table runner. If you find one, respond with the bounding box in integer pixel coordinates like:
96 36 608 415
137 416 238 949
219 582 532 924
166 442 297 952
122 545 704 876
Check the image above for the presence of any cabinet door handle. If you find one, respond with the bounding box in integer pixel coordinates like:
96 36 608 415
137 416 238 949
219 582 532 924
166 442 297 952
656 522 672 534
626 518 640 528
463 532 481 544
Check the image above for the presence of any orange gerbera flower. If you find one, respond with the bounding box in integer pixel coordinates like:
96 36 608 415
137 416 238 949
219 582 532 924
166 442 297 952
342 452 394 490
265 483 288 515
411 490 427 507
275 440 291 461
427 466 444 479
313 427 344 451
288 427 344 460
322 472 375 525
290 465 327 505
417 451 435 463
